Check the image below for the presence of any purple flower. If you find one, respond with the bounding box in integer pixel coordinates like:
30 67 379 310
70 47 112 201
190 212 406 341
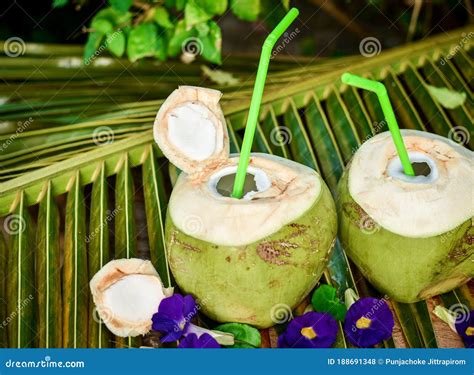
343 297 394 347
454 310 474 348
178 333 220 348
278 311 338 348
151 294 197 342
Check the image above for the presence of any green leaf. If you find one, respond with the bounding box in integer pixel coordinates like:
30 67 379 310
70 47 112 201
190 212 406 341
166 0 188 10
214 323 261 348
154 6 174 28
88 164 111 348
281 0 290 10
93 8 132 27
231 0 260 21
155 35 168 61
201 65 239 85
195 22 210 37
91 18 114 34
201 0 227 15
106 30 126 57
36 181 62 348
200 21 222 64
109 0 132 13
127 23 158 62
168 20 197 57
311 284 347 321
52 0 68 8
426 85 467 109
83 32 103 64
185 0 212 27
63 173 88 348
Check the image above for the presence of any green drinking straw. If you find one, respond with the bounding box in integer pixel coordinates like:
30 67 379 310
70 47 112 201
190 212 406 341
341 73 415 176
231 8 300 199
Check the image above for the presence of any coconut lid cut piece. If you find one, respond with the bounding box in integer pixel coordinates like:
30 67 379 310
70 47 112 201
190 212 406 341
154 86 229 174
90 258 172 337
349 129 474 238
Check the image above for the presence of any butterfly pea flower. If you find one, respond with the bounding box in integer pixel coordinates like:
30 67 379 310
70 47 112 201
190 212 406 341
455 310 473 348
178 333 220 348
151 294 233 347
278 311 338 348
343 295 394 348
151 294 198 342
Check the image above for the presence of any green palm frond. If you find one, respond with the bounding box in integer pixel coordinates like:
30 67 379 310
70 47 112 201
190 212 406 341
0 27 472 348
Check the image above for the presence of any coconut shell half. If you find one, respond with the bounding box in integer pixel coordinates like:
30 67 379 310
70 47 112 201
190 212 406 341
153 86 229 175
90 258 172 337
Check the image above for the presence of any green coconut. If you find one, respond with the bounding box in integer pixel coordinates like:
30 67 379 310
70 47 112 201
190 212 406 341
153 86 337 328
337 129 473 303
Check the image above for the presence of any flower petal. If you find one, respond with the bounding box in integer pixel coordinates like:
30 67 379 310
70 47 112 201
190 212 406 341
179 333 220 348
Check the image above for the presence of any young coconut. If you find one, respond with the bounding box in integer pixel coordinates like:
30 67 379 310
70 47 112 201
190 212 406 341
337 129 473 303
154 86 337 328
90 258 172 337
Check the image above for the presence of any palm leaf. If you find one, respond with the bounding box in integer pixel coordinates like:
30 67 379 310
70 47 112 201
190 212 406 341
0 28 472 348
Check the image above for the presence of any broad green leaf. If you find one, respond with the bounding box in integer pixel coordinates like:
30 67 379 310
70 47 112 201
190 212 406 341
231 0 260 21
185 0 212 27
52 0 68 8
166 0 187 10
63 173 88 348
196 22 210 37
168 20 197 57
88 164 111 348
6 193 36 348
83 32 103 64
93 7 132 26
142 146 172 287
109 0 132 13
106 30 126 57
127 23 158 62
214 323 261 348
426 85 467 109
91 18 114 34
155 35 167 61
201 65 239 86
200 21 222 64
154 6 174 28
201 0 228 15
311 284 347 321
36 181 62 348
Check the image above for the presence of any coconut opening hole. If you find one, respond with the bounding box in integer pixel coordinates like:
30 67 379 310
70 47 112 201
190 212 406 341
209 166 271 200
411 161 431 177
387 152 438 184
216 173 257 197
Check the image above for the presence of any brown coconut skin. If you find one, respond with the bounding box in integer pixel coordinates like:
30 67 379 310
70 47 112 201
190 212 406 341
165 182 337 328
336 169 473 303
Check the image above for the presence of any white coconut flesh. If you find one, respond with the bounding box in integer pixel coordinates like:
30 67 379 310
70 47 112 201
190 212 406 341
90 258 171 337
349 129 474 238
169 153 322 247
154 86 229 174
